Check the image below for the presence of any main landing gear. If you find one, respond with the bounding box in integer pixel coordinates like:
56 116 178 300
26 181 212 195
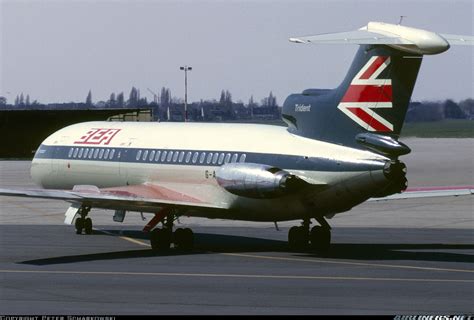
74 206 93 235
148 210 194 252
288 216 331 253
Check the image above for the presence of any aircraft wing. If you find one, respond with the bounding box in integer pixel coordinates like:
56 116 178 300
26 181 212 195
0 183 228 212
368 186 474 201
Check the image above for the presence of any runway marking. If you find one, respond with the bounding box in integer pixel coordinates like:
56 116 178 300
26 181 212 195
0 269 472 283
222 253 474 274
95 229 474 275
0 199 65 219
96 228 151 247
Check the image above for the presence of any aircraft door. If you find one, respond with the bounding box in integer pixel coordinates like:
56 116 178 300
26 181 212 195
51 135 69 177
119 138 136 184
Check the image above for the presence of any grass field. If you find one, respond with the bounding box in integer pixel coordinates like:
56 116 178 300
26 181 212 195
401 120 473 138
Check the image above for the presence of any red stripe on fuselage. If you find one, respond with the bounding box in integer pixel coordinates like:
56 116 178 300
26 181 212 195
341 85 392 103
346 107 392 132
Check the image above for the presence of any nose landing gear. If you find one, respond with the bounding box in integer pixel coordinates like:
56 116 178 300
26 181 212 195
74 206 93 235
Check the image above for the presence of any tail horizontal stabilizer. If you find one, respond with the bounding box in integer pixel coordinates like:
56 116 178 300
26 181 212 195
290 21 473 55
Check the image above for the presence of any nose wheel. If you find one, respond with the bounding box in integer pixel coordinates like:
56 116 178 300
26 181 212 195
74 206 93 235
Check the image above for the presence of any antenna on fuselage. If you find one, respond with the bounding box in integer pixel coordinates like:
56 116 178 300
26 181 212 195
398 15 407 25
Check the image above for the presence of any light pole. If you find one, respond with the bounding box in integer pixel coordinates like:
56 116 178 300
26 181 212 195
180 65 192 122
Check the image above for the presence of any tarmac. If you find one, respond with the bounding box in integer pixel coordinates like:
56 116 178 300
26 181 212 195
0 138 472 314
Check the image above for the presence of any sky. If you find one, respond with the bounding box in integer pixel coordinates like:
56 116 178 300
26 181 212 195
1 0 473 105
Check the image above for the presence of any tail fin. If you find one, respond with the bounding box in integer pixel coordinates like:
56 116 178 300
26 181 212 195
282 45 421 149
283 22 472 153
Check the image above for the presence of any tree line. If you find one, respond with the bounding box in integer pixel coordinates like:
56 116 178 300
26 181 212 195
406 99 474 122
1 88 473 122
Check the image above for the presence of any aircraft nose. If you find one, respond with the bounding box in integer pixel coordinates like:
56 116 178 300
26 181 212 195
30 146 50 187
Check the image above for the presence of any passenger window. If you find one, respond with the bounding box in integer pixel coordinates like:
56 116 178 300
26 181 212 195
167 151 173 162
94 148 99 159
218 153 225 164
78 148 84 158
206 153 213 164
83 148 89 158
224 153 231 163
68 148 74 158
172 151 179 162
212 153 219 164
155 150 161 162
99 148 104 159
192 152 199 163
178 151 185 163
104 149 110 159
73 148 79 158
231 154 238 163
109 149 115 159
161 151 167 162
142 150 149 161
239 154 246 163
199 152 206 164
185 151 192 163
88 149 94 159
150 150 155 161
136 150 142 160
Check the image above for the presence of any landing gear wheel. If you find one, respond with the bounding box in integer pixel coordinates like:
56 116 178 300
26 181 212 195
150 228 172 252
174 228 185 246
310 226 331 253
174 228 194 251
288 226 308 250
84 218 93 235
75 217 84 234
182 228 194 250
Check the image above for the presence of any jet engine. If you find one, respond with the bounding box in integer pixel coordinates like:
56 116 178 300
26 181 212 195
373 160 408 197
215 163 306 199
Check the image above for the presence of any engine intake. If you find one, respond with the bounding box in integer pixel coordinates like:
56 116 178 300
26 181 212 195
216 163 306 199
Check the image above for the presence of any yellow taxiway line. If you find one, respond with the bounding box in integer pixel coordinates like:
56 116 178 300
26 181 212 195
0 269 472 283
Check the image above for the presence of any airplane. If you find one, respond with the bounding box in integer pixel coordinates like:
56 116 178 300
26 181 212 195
0 21 473 252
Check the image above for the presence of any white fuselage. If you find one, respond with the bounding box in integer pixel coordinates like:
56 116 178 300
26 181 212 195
31 121 390 221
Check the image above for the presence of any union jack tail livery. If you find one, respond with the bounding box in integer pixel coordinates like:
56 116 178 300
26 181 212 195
337 56 393 132
282 44 422 151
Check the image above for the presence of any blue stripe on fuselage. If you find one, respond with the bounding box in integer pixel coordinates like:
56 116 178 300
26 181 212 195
33 144 386 172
